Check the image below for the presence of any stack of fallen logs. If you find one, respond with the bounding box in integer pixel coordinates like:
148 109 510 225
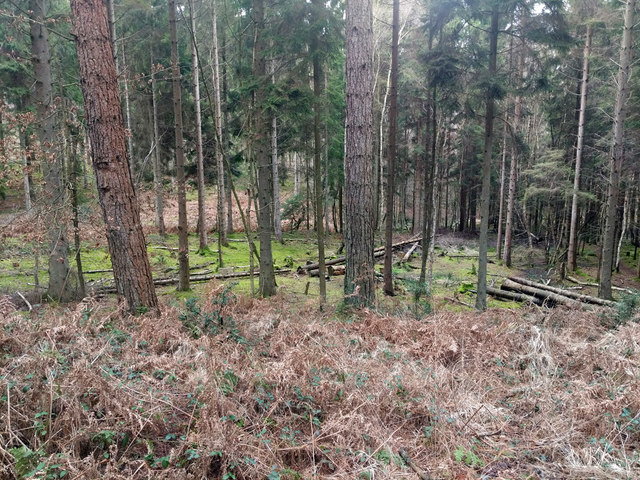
488 276 615 308
296 237 422 278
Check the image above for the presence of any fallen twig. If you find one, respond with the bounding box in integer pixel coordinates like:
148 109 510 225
16 291 32 311
398 449 431 480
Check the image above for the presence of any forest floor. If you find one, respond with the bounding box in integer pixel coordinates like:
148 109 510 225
1 187 640 479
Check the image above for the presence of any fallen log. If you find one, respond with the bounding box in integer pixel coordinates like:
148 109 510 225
566 275 633 294
308 265 346 277
164 261 216 273
327 265 345 276
509 276 615 307
401 242 420 263
501 278 581 308
447 254 496 259
487 286 543 306
299 236 422 272
88 269 291 294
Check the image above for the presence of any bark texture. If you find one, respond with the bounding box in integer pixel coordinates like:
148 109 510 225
312 0 326 302
30 0 74 302
344 0 375 307
599 0 635 299
188 0 208 250
253 0 276 297
150 47 166 236
169 0 190 291
211 0 227 248
568 23 592 272
475 6 499 312
383 0 399 296
71 0 158 312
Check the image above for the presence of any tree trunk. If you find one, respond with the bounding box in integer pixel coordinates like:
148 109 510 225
168 0 190 291
71 0 158 312
29 0 74 302
475 6 499 312
68 123 86 298
121 45 134 180
187 0 208 251
312 0 326 303
272 117 283 242
21 131 32 211
253 0 276 297
599 0 635 300
221 28 234 235
383 0 399 296
496 113 508 259
150 46 166 237
615 189 629 272
568 23 592 272
504 16 526 268
211 0 227 249
344 0 375 307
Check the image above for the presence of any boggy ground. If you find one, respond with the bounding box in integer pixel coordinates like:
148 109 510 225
1 284 639 479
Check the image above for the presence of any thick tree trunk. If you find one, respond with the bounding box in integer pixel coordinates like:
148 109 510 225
344 0 375 307
168 0 190 291
384 0 399 296
599 0 635 300
568 24 592 272
253 0 276 297
71 0 158 312
30 0 74 302
188 0 208 251
475 6 499 312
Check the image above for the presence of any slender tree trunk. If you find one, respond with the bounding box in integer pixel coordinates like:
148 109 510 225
345 0 375 307
294 152 300 195
121 45 134 179
568 23 592 272
71 0 158 312
169 0 190 291
253 0 276 297
150 47 166 237
412 119 423 234
383 0 399 296
615 190 629 272
187 0 208 251
30 0 74 302
324 71 331 235
496 115 508 259
475 6 499 312
312 0 326 302
458 134 467 232
272 117 283 242
504 32 525 268
69 127 85 298
222 29 233 235
600 0 635 299
21 131 32 211
211 0 228 249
